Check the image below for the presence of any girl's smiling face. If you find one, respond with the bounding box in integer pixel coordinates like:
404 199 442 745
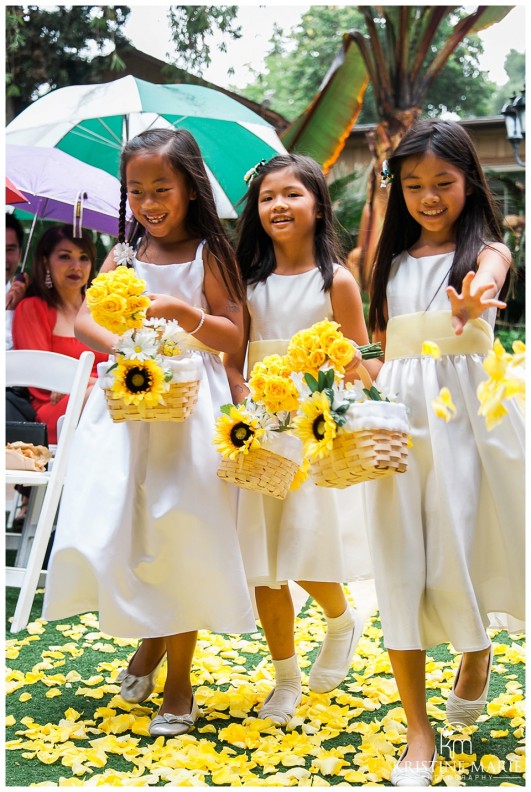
258 166 320 242
400 150 470 241
126 151 196 241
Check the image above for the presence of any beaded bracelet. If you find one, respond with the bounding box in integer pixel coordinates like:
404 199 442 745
188 308 205 335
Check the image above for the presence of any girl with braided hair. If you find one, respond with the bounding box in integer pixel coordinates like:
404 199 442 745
43 128 255 737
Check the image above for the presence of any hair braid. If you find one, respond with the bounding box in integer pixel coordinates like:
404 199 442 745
118 184 128 244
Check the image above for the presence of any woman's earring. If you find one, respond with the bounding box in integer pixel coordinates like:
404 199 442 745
45 270 53 289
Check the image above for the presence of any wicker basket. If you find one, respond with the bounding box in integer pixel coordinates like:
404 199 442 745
217 447 300 500
312 428 409 488
105 378 200 423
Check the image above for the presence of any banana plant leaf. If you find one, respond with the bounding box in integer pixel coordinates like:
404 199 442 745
282 5 514 173
281 36 369 174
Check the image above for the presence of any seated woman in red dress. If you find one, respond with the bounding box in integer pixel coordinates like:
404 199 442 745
12 225 108 444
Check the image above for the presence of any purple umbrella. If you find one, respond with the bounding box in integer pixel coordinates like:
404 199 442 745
6 144 127 239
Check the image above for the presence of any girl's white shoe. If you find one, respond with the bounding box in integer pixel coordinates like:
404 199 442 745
390 746 437 787
446 646 493 726
117 651 166 704
149 695 199 737
309 607 364 693
258 687 302 725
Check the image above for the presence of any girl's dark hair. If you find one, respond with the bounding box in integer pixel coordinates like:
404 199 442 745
236 153 343 290
119 128 243 302
369 119 508 332
28 224 96 308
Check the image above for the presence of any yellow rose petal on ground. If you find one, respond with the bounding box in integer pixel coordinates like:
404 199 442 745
480 754 505 774
45 689 62 698
19 692 32 702
5 715 16 727
490 729 509 738
505 753 526 773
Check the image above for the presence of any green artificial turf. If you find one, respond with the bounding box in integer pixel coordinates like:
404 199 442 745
5 586 525 787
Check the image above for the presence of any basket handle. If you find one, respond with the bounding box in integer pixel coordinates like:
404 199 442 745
354 363 373 390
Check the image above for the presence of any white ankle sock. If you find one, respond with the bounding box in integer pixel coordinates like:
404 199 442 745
259 655 302 725
309 605 362 693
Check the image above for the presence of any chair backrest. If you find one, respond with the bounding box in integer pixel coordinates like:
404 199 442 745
6 349 95 481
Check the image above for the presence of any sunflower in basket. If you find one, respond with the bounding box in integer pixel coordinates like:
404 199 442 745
111 358 168 407
213 403 266 460
293 388 337 462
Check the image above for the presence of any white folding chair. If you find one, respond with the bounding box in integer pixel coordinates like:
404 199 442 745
5 349 95 632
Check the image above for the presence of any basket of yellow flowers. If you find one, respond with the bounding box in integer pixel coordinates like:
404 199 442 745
87 247 202 422
214 354 304 499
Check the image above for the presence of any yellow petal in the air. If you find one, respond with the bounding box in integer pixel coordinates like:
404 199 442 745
422 341 441 358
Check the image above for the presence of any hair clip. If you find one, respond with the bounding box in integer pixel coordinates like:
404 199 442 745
380 160 394 189
243 159 267 185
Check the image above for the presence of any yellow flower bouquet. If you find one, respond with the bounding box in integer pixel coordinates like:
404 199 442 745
87 251 203 423
286 318 382 381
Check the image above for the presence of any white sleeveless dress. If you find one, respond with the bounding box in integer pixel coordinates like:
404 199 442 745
364 251 525 651
236 267 373 587
43 243 255 638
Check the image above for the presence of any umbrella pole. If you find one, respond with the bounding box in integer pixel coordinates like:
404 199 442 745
20 204 42 273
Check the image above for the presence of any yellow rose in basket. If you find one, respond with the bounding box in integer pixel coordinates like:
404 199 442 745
95 294 129 332
263 376 299 414
248 371 268 401
84 281 108 306
260 354 285 376
107 279 132 297
124 295 152 327
300 330 319 353
286 343 310 372
248 354 298 415
86 267 150 334
328 337 356 370
318 325 342 354
308 348 327 371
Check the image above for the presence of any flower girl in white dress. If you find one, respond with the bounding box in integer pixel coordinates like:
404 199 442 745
366 119 525 786
225 154 381 725
43 129 255 737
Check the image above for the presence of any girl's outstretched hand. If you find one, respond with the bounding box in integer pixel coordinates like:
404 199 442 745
446 271 506 336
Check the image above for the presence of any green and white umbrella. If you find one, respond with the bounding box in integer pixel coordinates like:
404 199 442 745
6 75 286 219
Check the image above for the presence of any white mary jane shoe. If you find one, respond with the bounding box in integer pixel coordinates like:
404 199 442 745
308 608 364 693
446 646 493 726
117 650 166 704
149 696 199 737
390 746 437 787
